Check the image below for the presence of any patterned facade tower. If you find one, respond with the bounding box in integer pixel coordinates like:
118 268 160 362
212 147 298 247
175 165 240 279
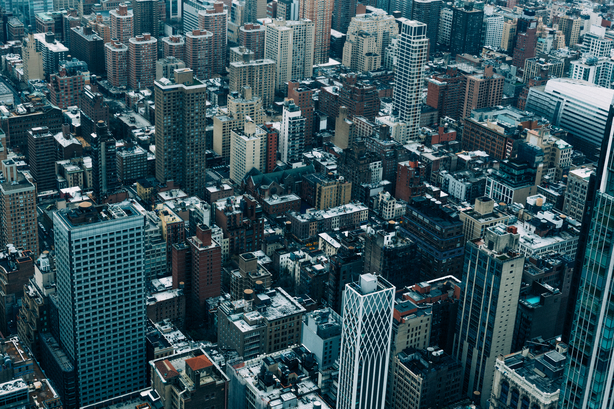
560 106 614 409
300 0 333 64
198 2 227 76
337 274 395 409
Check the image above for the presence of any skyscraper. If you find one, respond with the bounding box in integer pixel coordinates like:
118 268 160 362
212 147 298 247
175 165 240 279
198 2 227 76
91 121 119 201
128 33 157 90
27 126 56 192
412 0 442 49
184 29 213 80
300 0 333 64
279 99 306 164
0 159 38 256
155 68 207 198
109 3 133 45
332 0 356 33
264 19 315 92
337 273 395 409
229 118 266 183
559 106 614 409
393 19 428 143
105 39 129 88
453 225 524 408
449 3 483 56
133 0 160 37
244 0 266 23
54 201 146 406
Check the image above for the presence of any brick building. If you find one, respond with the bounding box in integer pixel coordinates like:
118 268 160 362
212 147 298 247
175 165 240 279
129 33 157 90
198 2 227 76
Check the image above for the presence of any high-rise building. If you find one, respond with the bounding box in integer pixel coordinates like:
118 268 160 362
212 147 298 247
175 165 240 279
128 33 157 90
559 14 581 48
0 159 38 256
198 2 227 76
332 0 356 33
337 273 395 409
27 126 56 192
449 3 483 56
426 67 466 120
342 10 397 72
461 65 504 118
512 14 537 69
244 0 266 23
184 29 213 80
91 121 119 200
80 84 110 143
300 0 333 64
412 0 442 49
105 39 129 88
239 23 266 59
265 18 315 92
155 69 208 198
393 19 428 143
53 201 146 406
277 0 299 20
69 26 104 75
582 25 613 58
483 13 504 48
280 99 306 164
288 80 315 147
228 56 276 106
109 3 133 45
453 225 524 408
133 0 160 37
562 167 594 221
229 118 266 183
162 35 185 61
23 32 44 82
48 61 87 109
558 106 614 409
156 56 186 80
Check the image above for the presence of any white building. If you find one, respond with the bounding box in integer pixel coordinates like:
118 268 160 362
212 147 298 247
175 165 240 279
438 7 454 46
562 167 594 220
343 11 398 72
393 19 428 143
229 118 266 183
53 202 146 406
483 14 504 48
581 25 613 58
337 274 395 409
280 99 306 164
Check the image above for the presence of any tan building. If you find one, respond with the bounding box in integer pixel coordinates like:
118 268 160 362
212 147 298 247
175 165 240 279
307 174 352 210
105 39 129 88
558 14 581 47
128 33 157 90
299 0 333 65
501 17 517 51
0 159 38 255
228 252 272 301
462 66 504 118
109 3 133 45
22 32 44 82
229 118 267 183
228 57 276 107
522 57 565 83
213 87 265 161
459 196 510 241
155 69 208 198
342 10 398 72
230 45 254 63
563 167 594 221
264 18 314 91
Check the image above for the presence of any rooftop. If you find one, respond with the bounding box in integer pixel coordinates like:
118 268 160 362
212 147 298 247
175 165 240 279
57 201 142 227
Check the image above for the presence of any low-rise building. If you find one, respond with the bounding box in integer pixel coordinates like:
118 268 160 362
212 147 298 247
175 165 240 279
287 203 368 241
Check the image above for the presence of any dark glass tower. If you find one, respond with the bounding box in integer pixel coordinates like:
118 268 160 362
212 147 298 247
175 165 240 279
91 121 119 201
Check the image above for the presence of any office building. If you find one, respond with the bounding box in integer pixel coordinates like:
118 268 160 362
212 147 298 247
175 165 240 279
228 57 276 106
53 201 146 406
229 118 266 183
69 26 104 75
389 348 462 409
280 99 306 164
558 107 614 409
522 57 565 83
412 0 442 48
129 33 157 90
332 0 355 33
343 11 397 72
27 127 56 192
151 348 229 409
287 80 316 146
116 145 147 183
162 35 185 61
301 172 352 210
453 225 525 408
105 39 129 88
133 0 160 37
461 66 504 119
32 32 68 77
239 23 266 59
91 121 118 201
450 3 483 56
300 0 333 64
512 13 538 69
198 2 227 75
109 3 133 45
337 274 395 409
0 160 38 257
302 308 342 369
393 20 428 143
264 18 315 92
213 194 265 255
184 29 213 80
155 69 207 198
491 348 565 409
562 167 594 220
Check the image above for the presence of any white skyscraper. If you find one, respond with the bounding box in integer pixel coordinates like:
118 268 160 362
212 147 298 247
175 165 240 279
392 19 428 143
337 273 395 409
54 202 146 406
280 99 306 164
229 118 266 183
483 14 504 48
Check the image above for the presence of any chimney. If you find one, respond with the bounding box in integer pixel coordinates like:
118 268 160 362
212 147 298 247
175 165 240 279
196 224 212 246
